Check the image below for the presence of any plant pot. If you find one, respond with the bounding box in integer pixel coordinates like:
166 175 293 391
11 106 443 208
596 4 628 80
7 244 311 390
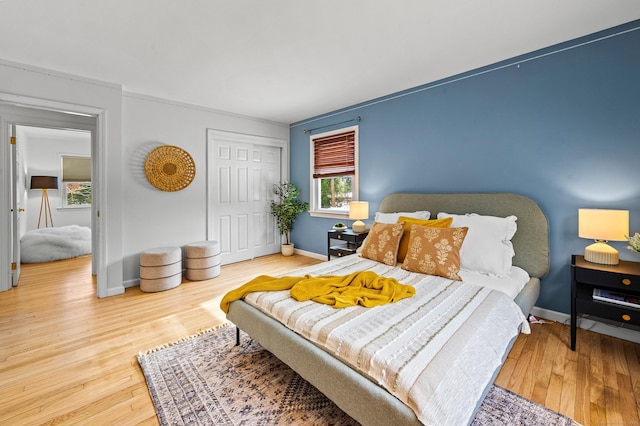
281 243 294 256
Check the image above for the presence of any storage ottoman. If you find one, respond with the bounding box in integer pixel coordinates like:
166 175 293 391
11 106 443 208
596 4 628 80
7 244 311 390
139 246 182 292
184 240 221 281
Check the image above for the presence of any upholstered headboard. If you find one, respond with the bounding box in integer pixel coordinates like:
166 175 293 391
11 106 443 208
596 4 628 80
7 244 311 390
378 193 549 278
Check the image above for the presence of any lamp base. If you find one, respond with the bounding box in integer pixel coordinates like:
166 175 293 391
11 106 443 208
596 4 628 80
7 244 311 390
37 188 55 229
584 241 619 265
352 220 366 233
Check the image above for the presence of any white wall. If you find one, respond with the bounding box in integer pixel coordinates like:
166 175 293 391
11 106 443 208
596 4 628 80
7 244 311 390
20 127 92 231
121 93 289 286
0 59 122 296
1 59 289 295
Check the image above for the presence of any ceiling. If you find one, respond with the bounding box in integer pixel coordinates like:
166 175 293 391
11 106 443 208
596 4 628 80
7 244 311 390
2 1 640 124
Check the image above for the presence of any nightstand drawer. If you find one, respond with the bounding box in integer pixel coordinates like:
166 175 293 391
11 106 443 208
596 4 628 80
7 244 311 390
327 228 368 260
329 245 357 257
577 299 640 327
575 268 639 291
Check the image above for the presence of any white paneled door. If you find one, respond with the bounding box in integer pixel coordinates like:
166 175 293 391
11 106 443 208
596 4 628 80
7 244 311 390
10 124 21 286
207 130 286 265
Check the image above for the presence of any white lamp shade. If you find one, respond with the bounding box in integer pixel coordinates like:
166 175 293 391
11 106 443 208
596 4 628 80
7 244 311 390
578 209 629 241
578 208 629 265
349 201 369 233
349 201 369 220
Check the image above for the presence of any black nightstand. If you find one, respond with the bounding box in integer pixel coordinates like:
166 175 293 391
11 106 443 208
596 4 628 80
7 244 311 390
327 228 368 261
571 254 640 351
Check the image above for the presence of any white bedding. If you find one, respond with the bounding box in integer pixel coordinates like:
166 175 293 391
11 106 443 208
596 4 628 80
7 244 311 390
20 225 91 263
243 255 529 425
354 248 531 300
459 265 530 299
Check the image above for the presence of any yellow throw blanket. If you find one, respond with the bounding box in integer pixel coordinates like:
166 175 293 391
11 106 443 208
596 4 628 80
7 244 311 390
220 271 415 313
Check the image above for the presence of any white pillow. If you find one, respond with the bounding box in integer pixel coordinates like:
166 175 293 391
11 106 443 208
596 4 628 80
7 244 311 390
373 211 430 224
437 212 517 277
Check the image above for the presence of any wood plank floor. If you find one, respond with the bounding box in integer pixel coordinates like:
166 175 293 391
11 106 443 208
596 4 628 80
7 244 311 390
1 254 639 425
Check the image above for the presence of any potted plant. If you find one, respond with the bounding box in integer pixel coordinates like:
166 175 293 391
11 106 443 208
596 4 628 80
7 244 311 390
333 222 347 232
270 182 309 256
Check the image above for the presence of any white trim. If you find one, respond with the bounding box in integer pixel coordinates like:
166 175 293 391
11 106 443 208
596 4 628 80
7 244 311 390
0 58 121 91
123 91 288 127
309 210 349 219
309 125 359 217
0 98 110 297
292 248 325 261
105 285 125 297
531 306 640 344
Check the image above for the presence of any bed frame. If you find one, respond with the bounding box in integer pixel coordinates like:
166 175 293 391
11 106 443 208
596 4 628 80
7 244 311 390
227 192 549 425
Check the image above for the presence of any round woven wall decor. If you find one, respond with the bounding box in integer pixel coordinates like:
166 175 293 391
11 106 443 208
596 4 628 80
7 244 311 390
144 145 196 192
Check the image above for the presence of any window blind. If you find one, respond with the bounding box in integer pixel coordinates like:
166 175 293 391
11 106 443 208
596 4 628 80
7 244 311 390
312 130 355 179
62 156 91 182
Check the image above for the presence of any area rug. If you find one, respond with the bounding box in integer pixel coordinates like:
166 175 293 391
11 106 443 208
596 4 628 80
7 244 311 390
138 324 578 426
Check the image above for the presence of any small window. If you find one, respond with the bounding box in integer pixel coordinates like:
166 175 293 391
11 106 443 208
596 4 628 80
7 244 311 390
64 182 92 207
61 155 91 208
309 126 358 217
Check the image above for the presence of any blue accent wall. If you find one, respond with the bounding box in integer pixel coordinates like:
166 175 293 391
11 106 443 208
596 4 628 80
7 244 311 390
289 21 640 314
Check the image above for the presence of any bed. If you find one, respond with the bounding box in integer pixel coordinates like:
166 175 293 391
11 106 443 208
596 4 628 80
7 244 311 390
226 192 549 425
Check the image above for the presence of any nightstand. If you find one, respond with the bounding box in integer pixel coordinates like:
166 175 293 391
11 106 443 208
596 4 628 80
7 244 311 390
571 254 640 351
327 228 368 261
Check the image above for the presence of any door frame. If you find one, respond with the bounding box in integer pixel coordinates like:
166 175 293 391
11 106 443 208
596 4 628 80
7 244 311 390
0 95 106 296
206 129 288 262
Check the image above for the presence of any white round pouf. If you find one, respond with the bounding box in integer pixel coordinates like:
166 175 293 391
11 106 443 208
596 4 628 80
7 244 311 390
140 246 183 292
184 241 221 281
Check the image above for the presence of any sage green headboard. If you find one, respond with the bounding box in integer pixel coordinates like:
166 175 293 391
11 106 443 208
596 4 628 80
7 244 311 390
378 193 550 278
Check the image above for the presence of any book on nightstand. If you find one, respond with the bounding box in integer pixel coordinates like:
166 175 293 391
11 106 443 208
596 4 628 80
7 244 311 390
593 288 640 309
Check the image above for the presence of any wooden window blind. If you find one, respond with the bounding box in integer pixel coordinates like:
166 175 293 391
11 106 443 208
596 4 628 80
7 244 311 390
312 130 355 179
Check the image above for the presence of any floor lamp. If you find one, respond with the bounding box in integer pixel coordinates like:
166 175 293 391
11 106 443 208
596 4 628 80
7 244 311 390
31 176 58 229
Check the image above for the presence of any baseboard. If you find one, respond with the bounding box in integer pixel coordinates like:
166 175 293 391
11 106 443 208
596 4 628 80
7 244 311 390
123 278 139 289
293 248 325 261
105 286 125 297
531 306 640 344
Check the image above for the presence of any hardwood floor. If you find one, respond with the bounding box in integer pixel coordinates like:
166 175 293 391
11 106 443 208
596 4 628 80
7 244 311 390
1 254 639 425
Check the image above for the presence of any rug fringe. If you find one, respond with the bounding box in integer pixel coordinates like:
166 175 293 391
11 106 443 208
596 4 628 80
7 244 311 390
137 322 233 357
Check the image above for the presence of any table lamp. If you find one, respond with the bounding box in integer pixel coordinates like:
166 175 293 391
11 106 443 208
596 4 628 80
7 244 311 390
349 201 369 233
578 208 629 265
31 175 58 229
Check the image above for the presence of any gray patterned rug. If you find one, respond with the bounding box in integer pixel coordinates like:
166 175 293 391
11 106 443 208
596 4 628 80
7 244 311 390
138 324 578 425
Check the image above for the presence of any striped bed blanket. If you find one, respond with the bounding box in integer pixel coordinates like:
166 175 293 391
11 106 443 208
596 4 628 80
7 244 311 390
243 256 529 425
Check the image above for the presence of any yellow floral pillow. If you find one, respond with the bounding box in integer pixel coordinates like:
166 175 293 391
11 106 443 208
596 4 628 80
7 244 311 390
402 225 469 280
360 222 405 266
396 216 453 263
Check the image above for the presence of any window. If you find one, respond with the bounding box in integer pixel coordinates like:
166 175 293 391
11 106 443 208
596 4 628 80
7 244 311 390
61 155 91 208
310 125 358 217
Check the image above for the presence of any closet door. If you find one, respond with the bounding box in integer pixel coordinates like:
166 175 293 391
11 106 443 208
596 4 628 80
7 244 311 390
208 130 284 264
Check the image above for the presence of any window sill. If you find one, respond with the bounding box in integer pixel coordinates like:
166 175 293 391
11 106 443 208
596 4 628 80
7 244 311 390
57 206 91 211
310 211 348 220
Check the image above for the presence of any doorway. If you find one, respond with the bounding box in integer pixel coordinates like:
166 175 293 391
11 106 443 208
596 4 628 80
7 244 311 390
13 125 93 283
2 103 98 291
